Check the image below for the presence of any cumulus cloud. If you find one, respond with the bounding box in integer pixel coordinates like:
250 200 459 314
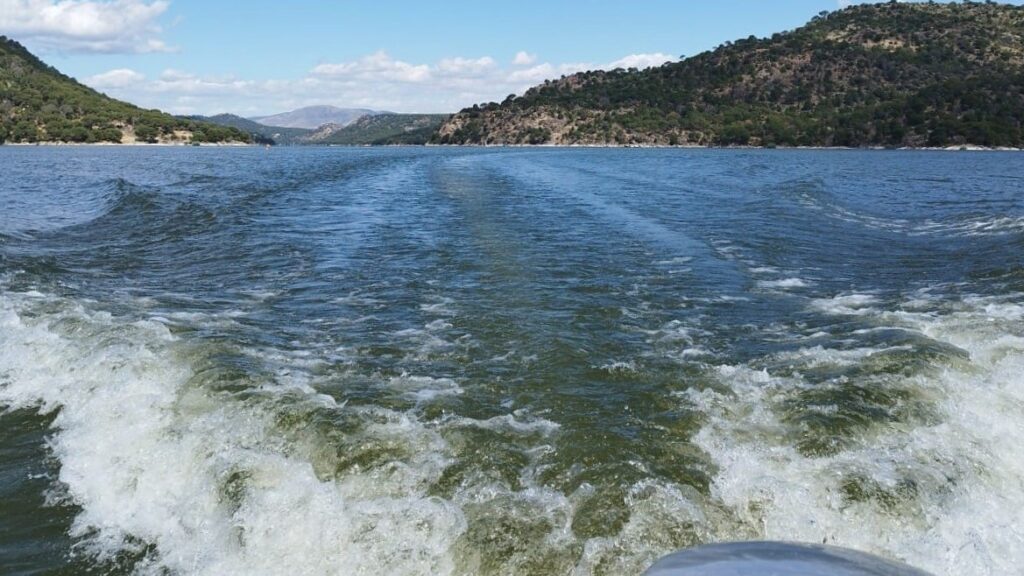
507 61 588 84
512 51 536 66
83 51 678 116
837 0 905 7
162 72 250 93
0 0 173 53
311 51 431 83
606 52 674 70
86 67 145 88
437 55 496 76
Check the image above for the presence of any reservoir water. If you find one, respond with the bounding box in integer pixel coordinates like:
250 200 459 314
1 147 1023 575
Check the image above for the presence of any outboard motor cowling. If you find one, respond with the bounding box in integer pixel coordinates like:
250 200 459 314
644 541 933 576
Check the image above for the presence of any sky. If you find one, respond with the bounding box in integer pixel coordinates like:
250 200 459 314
3 0 1022 116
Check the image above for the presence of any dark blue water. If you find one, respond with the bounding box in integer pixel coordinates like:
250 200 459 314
1 147 1023 575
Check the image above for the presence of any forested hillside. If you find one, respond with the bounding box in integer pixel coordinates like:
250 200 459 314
436 2 1024 147
305 114 448 145
0 36 249 144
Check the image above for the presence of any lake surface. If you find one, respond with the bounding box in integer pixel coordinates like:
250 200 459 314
1 147 1023 575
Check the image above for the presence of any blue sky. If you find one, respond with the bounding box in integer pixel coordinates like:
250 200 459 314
3 0 1021 115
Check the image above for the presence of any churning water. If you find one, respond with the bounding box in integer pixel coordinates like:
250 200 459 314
1 147 1023 575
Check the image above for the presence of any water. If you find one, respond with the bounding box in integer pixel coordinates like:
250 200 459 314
1 147 1023 575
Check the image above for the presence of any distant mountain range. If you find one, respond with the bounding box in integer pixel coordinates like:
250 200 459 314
193 112 446 146
0 36 249 144
436 1 1024 148
303 114 448 145
183 113 312 145
249 106 388 129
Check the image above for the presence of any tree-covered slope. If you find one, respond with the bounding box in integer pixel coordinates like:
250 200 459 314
184 113 311 145
436 1 1024 147
0 36 249 144
304 113 448 145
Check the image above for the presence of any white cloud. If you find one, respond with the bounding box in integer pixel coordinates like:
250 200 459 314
311 51 431 83
513 51 536 66
86 67 145 88
507 61 587 83
82 51 678 116
0 0 173 53
150 69 253 96
837 0 906 7
437 55 496 76
606 52 674 70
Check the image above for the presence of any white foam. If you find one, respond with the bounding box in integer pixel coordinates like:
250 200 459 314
387 373 464 402
12 279 1022 575
450 411 562 436
599 360 639 374
655 256 695 266
332 291 383 307
771 344 913 368
425 319 453 331
392 325 458 359
9 289 705 575
419 297 456 316
689 293 1024 575
810 293 879 315
238 289 281 302
0 291 468 575
912 215 1024 237
757 278 811 290
643 320 700 345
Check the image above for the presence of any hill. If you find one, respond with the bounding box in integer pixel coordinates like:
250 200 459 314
184 113 311 145
250 105 384 129
302 113 448 145
0 36 249 145
435 1 1024 148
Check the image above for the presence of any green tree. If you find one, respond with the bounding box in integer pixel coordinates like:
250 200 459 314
11 120 37 142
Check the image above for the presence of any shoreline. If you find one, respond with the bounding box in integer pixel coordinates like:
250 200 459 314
3 141 1020 151
1 141 254 147
426 142 1023 151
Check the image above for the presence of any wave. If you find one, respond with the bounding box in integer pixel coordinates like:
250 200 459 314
686 290 1024 575
80 178 220 240
0 178 255 294
783 179 1024 240
0 288 717 575
0 289 462 574
910 214 1024 238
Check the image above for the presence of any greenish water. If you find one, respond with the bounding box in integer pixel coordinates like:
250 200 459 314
1 147 1023 575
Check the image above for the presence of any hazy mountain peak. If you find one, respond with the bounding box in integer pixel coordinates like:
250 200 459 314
249 105 387 129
